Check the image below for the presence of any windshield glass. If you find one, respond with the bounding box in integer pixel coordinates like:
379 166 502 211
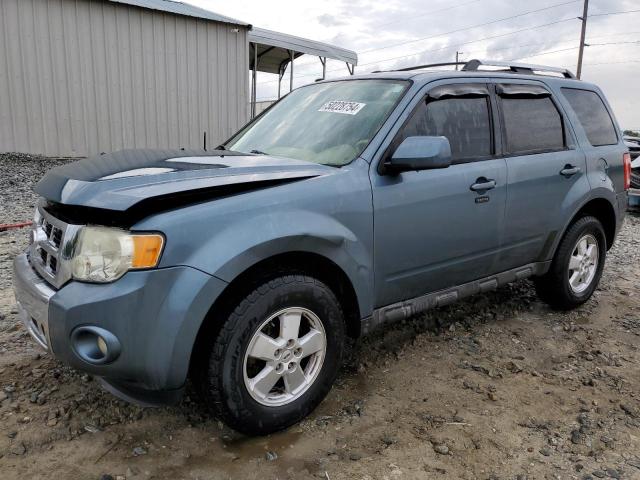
226 80 408 166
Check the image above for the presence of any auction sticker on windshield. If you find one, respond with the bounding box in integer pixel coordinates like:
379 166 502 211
318 101 366 115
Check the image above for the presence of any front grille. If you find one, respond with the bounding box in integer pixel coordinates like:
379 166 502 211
49 256 58 274
29 202 74 289
631 170 640 190
52 228 62 247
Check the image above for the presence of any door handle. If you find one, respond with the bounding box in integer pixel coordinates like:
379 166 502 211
560 164 581 177
470 178 496 192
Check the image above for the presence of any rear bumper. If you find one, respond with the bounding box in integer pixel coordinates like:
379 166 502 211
13 252 228 404
628 188 640 210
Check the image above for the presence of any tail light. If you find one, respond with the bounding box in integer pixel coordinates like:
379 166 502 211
623 152 631 190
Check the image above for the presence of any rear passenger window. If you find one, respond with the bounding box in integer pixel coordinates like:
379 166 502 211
400 96 492 162
500 96 565 155
561 88 618 147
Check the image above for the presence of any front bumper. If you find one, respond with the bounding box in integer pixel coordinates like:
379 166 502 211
13 252 228 404
13 253 55 350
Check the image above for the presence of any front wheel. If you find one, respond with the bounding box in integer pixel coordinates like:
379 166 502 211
196 275 346 435
534 215 607 310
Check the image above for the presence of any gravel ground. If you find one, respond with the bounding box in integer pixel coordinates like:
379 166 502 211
1 153 640 480
0 153 69 225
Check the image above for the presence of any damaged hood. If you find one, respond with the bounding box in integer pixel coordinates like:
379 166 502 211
35 149 334 211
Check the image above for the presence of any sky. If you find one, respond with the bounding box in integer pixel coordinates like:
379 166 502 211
189 0 640 131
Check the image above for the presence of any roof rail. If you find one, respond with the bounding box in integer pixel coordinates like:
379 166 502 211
462 59 576 79
373 61 466 73
373 59 576 79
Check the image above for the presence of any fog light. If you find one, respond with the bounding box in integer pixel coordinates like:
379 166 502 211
71 326 121 365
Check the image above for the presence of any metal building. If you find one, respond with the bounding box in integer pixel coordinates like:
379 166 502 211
0 0 250 157
0 0 358 158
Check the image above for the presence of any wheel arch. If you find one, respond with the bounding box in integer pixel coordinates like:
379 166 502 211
189 251 363 378
571 197 617 250
548 196 618 261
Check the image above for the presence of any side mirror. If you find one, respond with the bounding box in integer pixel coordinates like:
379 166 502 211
384 136 452 174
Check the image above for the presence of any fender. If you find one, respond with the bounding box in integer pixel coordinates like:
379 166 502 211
543 188 618 261
202 210 374 317
135 161 376 319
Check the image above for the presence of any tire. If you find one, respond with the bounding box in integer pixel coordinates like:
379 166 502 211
196 274 345 435
534 215 607 310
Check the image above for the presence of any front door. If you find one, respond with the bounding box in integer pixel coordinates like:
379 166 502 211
371 81 508 307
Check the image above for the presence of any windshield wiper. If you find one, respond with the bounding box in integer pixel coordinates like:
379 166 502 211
250 149 268 155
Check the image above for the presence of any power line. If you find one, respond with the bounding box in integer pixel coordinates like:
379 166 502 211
513 41 639 61
372 0 483 29
254 49 640 101
256 33 638 88
588 8 640 18
280 4 640 74
585 30 640 39
358 17 577 68
469 36 640 58
512 46 579 61
257 16 580 86
585 59 640 66
589 40 640 46
287 0 486 71
358 7 640 64
256 4 640 89
380 21 640 67
359 0 580 55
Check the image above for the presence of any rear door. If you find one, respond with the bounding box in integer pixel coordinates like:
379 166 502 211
371 81 508 307
494 82 589 271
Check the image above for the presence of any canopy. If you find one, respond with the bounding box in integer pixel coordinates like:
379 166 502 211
248 27 358 117
249 27 358 75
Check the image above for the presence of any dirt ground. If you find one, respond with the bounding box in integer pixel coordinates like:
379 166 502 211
1 155 640 479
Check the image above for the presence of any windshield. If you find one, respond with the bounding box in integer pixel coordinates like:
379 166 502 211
226 80 408 166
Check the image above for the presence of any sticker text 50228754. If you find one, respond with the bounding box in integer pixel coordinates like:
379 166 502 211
318 101 366 115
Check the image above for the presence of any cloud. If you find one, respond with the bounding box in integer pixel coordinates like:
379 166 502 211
317 14 346 27
189 0 638 128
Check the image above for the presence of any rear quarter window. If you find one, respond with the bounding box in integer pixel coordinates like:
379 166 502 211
561 88 618 147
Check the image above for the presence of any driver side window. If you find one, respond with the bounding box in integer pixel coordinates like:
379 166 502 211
399 93 493 163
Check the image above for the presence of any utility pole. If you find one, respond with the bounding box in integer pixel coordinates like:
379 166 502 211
455 51 463 70
576 0 589 79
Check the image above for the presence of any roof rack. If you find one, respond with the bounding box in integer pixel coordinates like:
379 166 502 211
375 59 576 79
463 59 576 78
376 61 466 72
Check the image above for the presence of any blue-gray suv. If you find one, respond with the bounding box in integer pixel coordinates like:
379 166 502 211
13 60 632 434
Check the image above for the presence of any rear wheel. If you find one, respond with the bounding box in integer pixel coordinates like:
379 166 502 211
535 215 606 310
196 275 345 435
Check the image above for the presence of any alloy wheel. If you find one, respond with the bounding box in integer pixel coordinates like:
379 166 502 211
568 233 599 294
243 307 327 407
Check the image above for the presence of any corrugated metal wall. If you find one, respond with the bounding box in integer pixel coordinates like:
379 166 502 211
0 0 249 157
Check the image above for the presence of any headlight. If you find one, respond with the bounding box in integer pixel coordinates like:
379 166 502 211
71 226 164 283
